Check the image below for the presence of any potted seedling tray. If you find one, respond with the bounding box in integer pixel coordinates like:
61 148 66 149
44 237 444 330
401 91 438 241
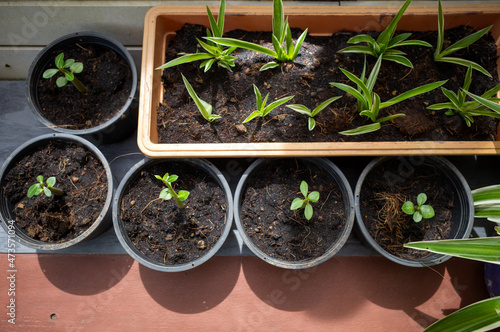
139 3 500 158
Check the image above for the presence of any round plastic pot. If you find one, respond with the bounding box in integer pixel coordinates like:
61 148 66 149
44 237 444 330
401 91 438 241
234 157 355 269
113 158 233 272
0 133 114 250
26 32 138 144
354 156 474 267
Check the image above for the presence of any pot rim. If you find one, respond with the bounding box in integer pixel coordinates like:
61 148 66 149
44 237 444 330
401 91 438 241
0 133 114 250
234 157 355 269
112 158 234 272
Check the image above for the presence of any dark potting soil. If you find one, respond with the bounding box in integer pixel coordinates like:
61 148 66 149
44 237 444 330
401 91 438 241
358 157 458 260
2 140 108 243
240 159 347 262
119 161 227 266
157 24 499 143
37 43 132 130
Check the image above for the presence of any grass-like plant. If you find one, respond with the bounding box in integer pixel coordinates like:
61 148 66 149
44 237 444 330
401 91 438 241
401 193 435 222
181 74 221 122
331 56 447 135
27 175 64 198
156 0 237 72
434 0 492 77
290 180 320 220
287 96 342 131
155 173 190 209
338 0 431 68
43 52 88 93
206 0 308 71
243 84 294 123
427 65 500 126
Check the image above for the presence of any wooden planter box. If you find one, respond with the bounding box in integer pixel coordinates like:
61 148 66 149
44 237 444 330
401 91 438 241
138 4 500 158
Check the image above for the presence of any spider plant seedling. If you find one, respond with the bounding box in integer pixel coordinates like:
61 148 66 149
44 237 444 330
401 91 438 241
338 0 431 68
206 0 308 71
287 96 342 131
181 74 221 122
290 180 320 221
156 0 237 72
42 52 88 93
155 173 190 209
330 56 446 135
243 84 294 123
434 0 492 77
27 175 64 198
427 65 500 126
402 193 435 222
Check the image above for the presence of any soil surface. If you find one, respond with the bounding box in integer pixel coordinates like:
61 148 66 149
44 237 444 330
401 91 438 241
358 157 461 260
239 158 347 262
158 24 499 143
37 43 132 130
2 140 108 243
119 161 228 266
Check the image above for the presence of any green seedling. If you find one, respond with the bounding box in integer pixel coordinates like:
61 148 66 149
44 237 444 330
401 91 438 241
434 0 492 77
338 0 431 68
331 56 446 135
402 193 435 222
287 96 342 131
43 53 88 93
27 175 64 198
155 173 190 209
290 180 320 220
428 65 500 126
206 0 308 71
181 74 221 122
156 0 237 72
243 84 293 123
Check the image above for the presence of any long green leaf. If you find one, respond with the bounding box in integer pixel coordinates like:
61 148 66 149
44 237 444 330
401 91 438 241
217 0 225 36
387 32 411 47
156 53 213 70
394 40 432 48
206 37 278 58
473 185 500 205
206 5 221 38
475 204 500 220
465 90 500 113
273 0 284 41
348 34 377 45
405 237 500 264
435 0 444 57
442 87 462 110
339 68 371 103
366 55 383 94
382 54 413 68
337 45 375 56
380 80 447 109
311 96 342 117
439 25 492 58
330 83 366 105
340 122 381 135
291 29 308 60
181 74 219 122
427 102 459 111
482 83 500 100
437 56 492 77
376 0 412 46
423 296 500 332
377 113 406 123
287 104 312 116
262 95 294 116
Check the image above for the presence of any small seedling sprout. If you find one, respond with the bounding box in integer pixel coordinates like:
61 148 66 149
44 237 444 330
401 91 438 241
27 175 64 198
243 84 294 123
156 0 237 72
181 74 221 122
402 193 435 222
155 173 190 209
206 0 308 71
338 0 431 68
434 0 492 77
42 53 88 93
428 65 500 126
290 180 320 220
287 96 342 131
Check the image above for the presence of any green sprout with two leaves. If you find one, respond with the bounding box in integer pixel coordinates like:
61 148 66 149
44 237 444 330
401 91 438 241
155 173 190 209
290 180 320 220
243 84 293 123
338 0 431 68
286 96 342 131
331 56 447 135
181 74 221 122
43 52 88 93
401 193 435 222
156 0 237 72
206 0 308 71
27 175 64 198
434 0 492 77
427 65 500 126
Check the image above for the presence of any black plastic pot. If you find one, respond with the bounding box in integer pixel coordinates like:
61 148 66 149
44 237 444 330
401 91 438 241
113 158 233 272
0 133 114 250
234 157 355 269
355 156 474 267
26 32 138 145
